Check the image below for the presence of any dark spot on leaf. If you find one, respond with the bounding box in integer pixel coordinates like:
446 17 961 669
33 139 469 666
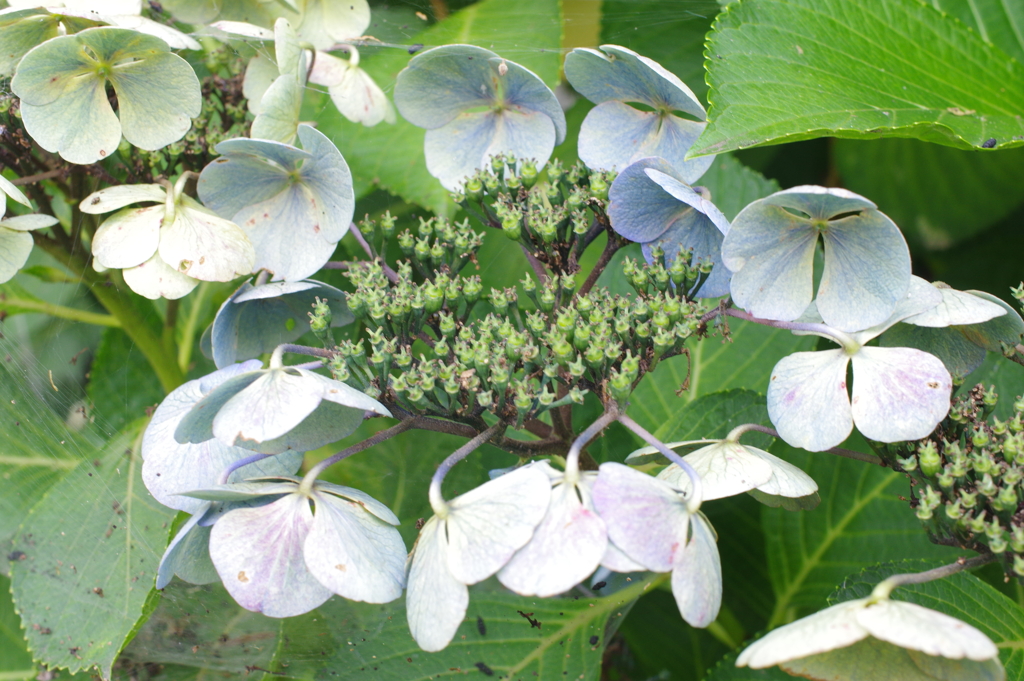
7 551 25 561
592 581 606 590
408 44 423 54
92 587 104 597
476 616 486 636
517 610 541 628
589 635 599 645
983 138 997 148
475 662 494 676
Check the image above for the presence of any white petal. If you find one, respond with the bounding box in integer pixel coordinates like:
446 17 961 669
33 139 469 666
0 214 58 231
600 540 647 573
91 205 162 269
671 513 722 628
304 490 406 603
499 474 607 597
328 64 394 126
406 516 469 652
98 14 201 50
851 346 952 443
858 599 998 662
314 481 400 525
242 53 279 115
747 447 819 500
0 228 33 283
903 286 1007 328
767 349 853 452
122 252 199 300
159 197 255 282
298 368 391 416
444 465 551 584
661 441 773 501
80 184 166 214
736 600 869 668
211 20 275 40
212 369 323 446
591 462 690 573
209 494 331 617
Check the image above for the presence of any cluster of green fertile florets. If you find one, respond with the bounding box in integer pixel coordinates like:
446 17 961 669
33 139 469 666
880 385 1024 580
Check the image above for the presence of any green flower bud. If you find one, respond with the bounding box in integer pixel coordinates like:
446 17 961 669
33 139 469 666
464 176 485 202
945 499 963 520
918 441 941 477
1011 525 1024 553
584 344 605 369
972 428 990 448
1013 556 1024 577
959 489 978 509
978 473 998 497
966 512 987 534
993 484 1018 512
463 276 483 304
589 174 609 201
896 455 918 472
538 385 556 406
552 338 575 366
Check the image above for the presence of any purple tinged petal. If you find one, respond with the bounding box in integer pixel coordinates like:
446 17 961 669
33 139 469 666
850 347 952 443
767 350 853 452
671 513 721 628
406 515 469 652
498 472 607 597
591 462 689 573
608 157 683 242
444 465 551 584
304 490 406 603
209 494 331 617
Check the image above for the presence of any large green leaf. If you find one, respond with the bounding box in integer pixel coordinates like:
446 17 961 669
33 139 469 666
315 0 563 215
836 139 1024 249
762 436 963 627
9 421 176 678
929 0 1024 66
87 327 166 436
0 574 35 679
830 560 1024 679
694 0 1024 156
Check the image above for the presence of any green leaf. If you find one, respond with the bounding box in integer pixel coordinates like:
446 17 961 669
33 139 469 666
961 352 1024 421
694 0 1024 156
830 560 1024 679
929 0 1024 66
0 574 35 678
704 649 809 681
11 27 201 164
836 139 1024 249
86 327 166 435
698 152 781 221
315 0 563 214
9 421 176 677
762 436 963 627
628 318 815 434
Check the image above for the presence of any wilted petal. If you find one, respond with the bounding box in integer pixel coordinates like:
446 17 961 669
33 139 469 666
591 462 690 573
767 350 853 452
671 512 721 628
499 471 607 597
209 493 331 617
856 599 998 661
304 488 405 603
406 515 469 652
424 108 557 191
91 204 162 269
577 101 711 181
444 465 551 584
850 346 951 443
737 600 869 668
122 252 199 300
159 196 255 282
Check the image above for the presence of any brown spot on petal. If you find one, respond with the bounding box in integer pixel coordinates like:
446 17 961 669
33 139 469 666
335 564 347 572
199 256 206 264
238 571 250 583
927 381 939 388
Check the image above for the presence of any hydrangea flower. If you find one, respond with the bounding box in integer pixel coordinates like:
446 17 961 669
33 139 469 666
141 360 303 514
608 156 731 297
628 436 819 511
81 177 256 300
206 278 352 368
737 592 1003 680
11 26 201 164
406 464 551 651
198 125 355 282
393 44 567 190
564 44 713 182
767 277 953 451
0 175 58 283
174 351 390 454
498 459 607 598
881 283 1012 380
178 477 405 616
308 47 394 127
723 186 911 333
592 462 721 627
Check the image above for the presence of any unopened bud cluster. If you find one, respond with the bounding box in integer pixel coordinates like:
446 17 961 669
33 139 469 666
455 154 616 276
325 172 709 433
880 385 1024 580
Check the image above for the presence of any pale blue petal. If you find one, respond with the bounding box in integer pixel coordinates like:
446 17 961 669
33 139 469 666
762 185 876 219
174 370 264 444
157 505 218 589
579 100 711 181
608 157 682 242
425 108 556 191
767 350 853 452
209 493 331 617
198 151 300 219
850 347 951 443
564 44 705 120
294 124 355 243
394 44 498 129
